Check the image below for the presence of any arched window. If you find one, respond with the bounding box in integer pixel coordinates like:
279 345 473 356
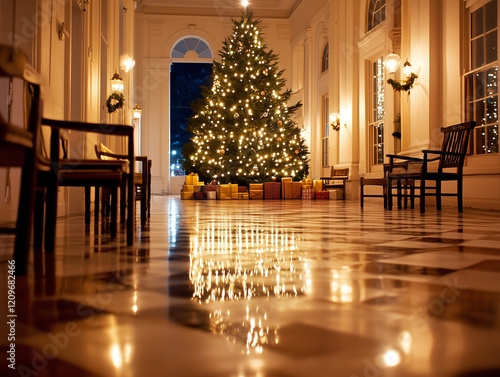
171 37 212 59
368 0 386 31
321 42 329 73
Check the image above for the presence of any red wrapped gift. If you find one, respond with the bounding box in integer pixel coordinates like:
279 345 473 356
238 186 248 193
264 182 281 199
194 191 206 200
316 191 329 199
302 188 315 199
204 184 217 192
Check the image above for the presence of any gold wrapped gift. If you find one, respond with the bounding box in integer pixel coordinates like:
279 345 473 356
193 185 202 193
238 193 249 200
282 178 293 199
302 178 313 185
229 183 239 199
182 185 194 193
302 184 313 190
292 181 302 199
249 190 263 199
181 192 194 200
185 173 199 185
249 183 263 191
216 184 232 200
313 180 323 192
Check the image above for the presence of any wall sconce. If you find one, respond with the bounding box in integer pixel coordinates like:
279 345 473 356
57 22 70 41
386 53 400 74
386 53 418 93
132 104 142 120
120 54 135 73
329 113 341 131
241 0 250 7
110 71 124 93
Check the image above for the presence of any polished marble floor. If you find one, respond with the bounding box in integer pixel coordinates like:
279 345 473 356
1 196 500 377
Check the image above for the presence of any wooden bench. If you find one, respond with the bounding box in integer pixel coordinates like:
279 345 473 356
320 167 349 200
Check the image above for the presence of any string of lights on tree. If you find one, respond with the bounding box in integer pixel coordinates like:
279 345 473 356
182 10 309 184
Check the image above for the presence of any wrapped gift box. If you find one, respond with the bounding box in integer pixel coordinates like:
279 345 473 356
292 181 302 199
238 186 248 193
182 185 194 193
193 185 203 193
302 178 313 185
302 184 313 190
185 173 199 185
281 178 293 199
181 191 194 200
216 184 232 200
206 191 216 200
229 183 239 199
316 191 329 199
238 193 249 199
302 188 315 199
204 184 217 192
329 189 343 200
249 183 263 191
249 190 263 199
264 182 281 199
194 191 206 200
313 180 323 192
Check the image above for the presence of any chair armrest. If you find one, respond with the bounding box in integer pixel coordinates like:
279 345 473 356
42 118 134 137
386 153 423 162
422 150 464 158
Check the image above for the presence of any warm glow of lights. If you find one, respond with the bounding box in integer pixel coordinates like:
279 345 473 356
120 54 135 72
386 53 400 73
379 349 402 367
110 71 124 93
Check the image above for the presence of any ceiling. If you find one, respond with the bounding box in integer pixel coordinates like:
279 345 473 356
135 0 304 19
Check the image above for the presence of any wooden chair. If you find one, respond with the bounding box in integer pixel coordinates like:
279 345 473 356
0 44 45 275
95 142 151 224
39 118 136 248
360 162 415 209
386 121 476 213
320 167 349 199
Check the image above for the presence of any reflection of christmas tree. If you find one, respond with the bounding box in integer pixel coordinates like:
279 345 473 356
182 10 309 184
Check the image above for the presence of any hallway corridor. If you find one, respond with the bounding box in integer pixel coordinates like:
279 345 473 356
2 197 500 377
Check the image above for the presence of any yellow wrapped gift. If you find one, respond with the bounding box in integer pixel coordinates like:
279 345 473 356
181 192 194 200
186 173 199 185
238 193 249 200
250 190 263 199
302 178 313 185
292 181 303 199
302 184 313 190
182 185 194 193
313 180 323 192
216 184 232 200
229 183 239 199
281 177 293 199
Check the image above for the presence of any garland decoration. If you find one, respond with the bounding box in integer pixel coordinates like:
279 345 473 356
106 93 125 113
387 73 418 93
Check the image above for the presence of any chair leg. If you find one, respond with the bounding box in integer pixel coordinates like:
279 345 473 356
85 186 91 225
360 178 364 209
44 174 59 254
110 186 118 238
397 179 402 209
436 180 442 210
13 149 37 275
388 178 393 210
94 186 100 226
420 179 426 214
458 178 463 212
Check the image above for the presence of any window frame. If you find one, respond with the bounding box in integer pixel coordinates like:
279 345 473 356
368 56 386 167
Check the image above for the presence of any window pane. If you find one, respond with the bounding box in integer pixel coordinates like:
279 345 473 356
485 31 498 64
476 99 486 125
475 71 485 99
487 67 498 95
472 37 485 69
485 0 497 32
486 124 499 153
486 96 498 124
475 128 486 154
471 7 483 38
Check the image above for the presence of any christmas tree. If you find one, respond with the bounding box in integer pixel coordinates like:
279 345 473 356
182 10 309 184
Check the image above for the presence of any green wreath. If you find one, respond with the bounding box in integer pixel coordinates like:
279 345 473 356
387 73 418 93
106 93 125 113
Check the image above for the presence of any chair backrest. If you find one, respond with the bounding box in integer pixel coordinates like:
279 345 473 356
0 44 43 159
330 167 349 178
439 121 476 171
